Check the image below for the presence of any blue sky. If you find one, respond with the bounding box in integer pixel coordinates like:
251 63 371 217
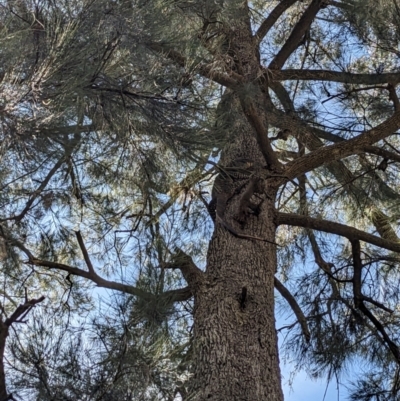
282 364 341 401
277 310 346 401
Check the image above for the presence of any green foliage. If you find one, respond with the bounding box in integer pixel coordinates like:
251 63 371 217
3 0 400 400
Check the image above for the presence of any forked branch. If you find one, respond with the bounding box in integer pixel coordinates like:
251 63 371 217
285 110 400 178
0 294 45 401
3 232 193 304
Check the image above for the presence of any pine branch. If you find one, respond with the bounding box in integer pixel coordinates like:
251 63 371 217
268 81 400 166
5 237 193 304
75 231 96 276
254 0 299 45
298 172 342 283
285 110 400 178
0 155 66 223
270 83 400 241
388 83 400 112
4 296 45 327
274 277 310 342
363 146 400 164
146 165 210 228
277 212 400 253
146 42 240 88
269 0 327 70
239 95 282 170
0 295 45 401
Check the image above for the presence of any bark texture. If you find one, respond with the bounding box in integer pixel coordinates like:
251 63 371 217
191 230 282 400
187 5 285 398
190 92 283 400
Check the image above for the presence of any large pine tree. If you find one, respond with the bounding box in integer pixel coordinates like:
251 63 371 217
2 0 400 399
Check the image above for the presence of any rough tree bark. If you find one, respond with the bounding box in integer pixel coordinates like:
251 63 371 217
188 4 285 395
190 136 283 400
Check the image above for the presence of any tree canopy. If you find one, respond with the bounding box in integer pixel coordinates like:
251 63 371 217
2 0 400 400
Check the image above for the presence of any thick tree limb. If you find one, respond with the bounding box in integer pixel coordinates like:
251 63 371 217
269 81 295 112
254 0 299 45
274 277 310 342
277 212 400 253
270 114 400 163
285 110 400 178
266 102 343 145
28 257 193 303
239 95 282 170
29 258 153 298
1 227 193 303
4 235 193 304
268 84 400 166
388 84 400 111
269 0 326 70
270 82 400 241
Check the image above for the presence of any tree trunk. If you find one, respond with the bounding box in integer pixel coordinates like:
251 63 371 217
187 7 284 396
191 222 282 400
191 185 282 400
190 110 283 400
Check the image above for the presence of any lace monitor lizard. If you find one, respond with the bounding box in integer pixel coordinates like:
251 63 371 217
209 159 277 245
